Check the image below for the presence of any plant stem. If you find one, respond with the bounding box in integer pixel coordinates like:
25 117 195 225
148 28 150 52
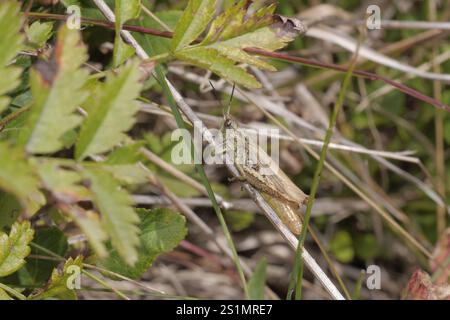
428 0 446 236
0 105 31 132
287 33 362 300
0 283 27 300
431 255 450 282
91 0 250 297
23 12 450 112
140 4 172 32
152 62 250 298
82 270 130 300
147 52 170 63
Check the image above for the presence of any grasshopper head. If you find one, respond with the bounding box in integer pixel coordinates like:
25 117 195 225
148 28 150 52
222 115 238 132
224 117 233 129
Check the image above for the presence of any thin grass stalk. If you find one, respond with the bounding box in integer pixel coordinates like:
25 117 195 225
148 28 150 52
287 32 362 300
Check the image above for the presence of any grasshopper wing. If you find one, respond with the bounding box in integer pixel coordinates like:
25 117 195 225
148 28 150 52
242 129 309 208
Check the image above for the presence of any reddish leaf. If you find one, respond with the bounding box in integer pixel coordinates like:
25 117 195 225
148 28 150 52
402 269 450 300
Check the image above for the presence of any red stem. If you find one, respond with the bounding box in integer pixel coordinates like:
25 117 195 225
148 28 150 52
27 12 450 112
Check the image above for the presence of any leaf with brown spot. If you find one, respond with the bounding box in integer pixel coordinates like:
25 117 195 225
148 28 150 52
173 1 306 88
18 25 89 154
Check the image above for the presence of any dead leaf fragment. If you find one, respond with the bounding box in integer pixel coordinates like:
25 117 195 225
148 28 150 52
272 15 307 38
402 269 450 300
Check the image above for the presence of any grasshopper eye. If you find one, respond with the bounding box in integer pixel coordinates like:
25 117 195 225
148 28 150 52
224 119 232 128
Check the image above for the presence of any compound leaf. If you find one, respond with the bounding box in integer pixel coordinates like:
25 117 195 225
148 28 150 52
33 159 91 203
83 168 140 266
0 142 45 215
69 208 108 259
99 208 187 279
173 1 305 88
0 0 24 113
171 0 216 51
25 21 54 50
176 46 261 88
29 256 83 300
0 221 34 277
75 60 142 161
18 25 89 154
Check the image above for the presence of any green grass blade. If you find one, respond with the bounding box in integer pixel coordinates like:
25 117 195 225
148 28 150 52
287 37 361 301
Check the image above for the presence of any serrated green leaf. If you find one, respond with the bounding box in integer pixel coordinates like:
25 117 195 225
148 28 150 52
99 208 186 279
29 256 83 300
83 168 140 265
171 0 216 51
173 1 303 88
25 21 54 49
36 159 108 258
0 142 45 215
101 142 148 185
75 60 142 160
113 0 141 66
18 25 89 154
0 66 22 114
102 164 148 185
175 47 261 88
69 209 108 259
0 193 22 230
0 0 23 71
144 132 164 154
0 1 24 113
32 159 91 203
248 258 267 300
213 25 293 53
106 141 145 164
114 38 135 68
116 0 141 24
201 2 276 45
0 221 34 277
18 227 68 286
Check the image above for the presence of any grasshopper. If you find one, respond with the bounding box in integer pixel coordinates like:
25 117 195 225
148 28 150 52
214 86 308 235
220 116 308 235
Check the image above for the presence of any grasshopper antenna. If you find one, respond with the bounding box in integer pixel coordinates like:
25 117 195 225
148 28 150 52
226 83 236 118
208 80 217 93
208 81 235 119
208 81 225 118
